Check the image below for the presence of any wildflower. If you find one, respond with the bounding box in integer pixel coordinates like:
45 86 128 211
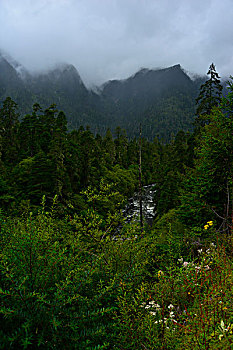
150 311 157 316
183 261 189 267
207 221 213 226
204 224 209 230
168 304 174 309
218 320 233 340
158 270 164 277
145 305 151 309
197 249 203 254
178 257 183 263
140 302 146 307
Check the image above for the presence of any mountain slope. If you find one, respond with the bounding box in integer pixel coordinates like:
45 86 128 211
0 52 203 140
100 64 199 140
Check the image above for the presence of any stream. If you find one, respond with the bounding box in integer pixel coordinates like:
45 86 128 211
122 184 156 225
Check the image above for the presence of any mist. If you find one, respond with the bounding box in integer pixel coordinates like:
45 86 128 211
1 0 233 87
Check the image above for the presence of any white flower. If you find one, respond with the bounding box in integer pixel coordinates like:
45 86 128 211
145 305 151 309
169 311 175 318
197 249 203 255
220 320 225 330
219 320 232 333
150 311 157 316
168 304 174 309
178 257 183 263
195 266 201 271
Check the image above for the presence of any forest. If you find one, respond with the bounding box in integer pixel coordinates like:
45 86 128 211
0 64 232 349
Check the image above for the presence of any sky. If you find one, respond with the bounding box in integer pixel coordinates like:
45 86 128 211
1 0 233 87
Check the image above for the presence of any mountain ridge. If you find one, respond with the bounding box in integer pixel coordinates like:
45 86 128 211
0 51 205 141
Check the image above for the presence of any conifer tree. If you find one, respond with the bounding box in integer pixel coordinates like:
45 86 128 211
0 97 19 164
103 128 116 167
195 63 223 127
49 111 70 197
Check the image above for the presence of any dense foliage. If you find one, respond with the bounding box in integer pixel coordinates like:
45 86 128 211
0 64 232 349
0 99 159 214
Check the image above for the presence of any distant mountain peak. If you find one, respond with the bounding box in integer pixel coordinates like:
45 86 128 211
170 64 181 69
0 49 28 79
34 62 85 88
126 64 186 82
51 62 78 73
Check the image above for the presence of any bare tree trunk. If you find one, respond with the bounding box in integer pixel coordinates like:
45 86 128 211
139 124 143 229
231 178 233 235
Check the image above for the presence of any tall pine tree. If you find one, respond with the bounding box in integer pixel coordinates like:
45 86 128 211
195 63 223 127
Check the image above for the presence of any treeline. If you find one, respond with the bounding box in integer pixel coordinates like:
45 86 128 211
0 94 196 218
0 98 153 215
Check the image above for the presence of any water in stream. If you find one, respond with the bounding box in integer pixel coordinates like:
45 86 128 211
122 184 156 225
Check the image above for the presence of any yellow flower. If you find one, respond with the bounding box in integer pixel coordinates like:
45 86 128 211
158 270 164 278
204 225 209 230
207 221 213 226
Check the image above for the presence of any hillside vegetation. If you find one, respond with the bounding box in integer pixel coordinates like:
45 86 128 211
0 64 232 349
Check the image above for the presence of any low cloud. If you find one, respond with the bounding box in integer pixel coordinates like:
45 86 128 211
0 0 233 86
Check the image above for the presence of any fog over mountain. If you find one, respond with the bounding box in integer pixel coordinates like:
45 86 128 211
0 50 204 141
1 0 233 87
